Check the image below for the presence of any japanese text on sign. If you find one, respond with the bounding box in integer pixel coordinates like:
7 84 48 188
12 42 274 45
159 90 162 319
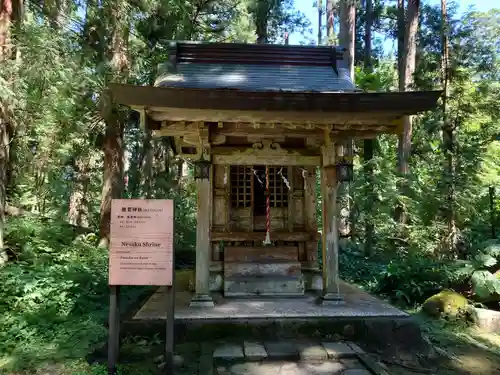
109 199 174 286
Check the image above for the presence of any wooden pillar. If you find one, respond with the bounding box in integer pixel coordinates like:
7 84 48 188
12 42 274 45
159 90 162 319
287 166 294 232
304 167 318 266
190 164 214 307
320 141 344 304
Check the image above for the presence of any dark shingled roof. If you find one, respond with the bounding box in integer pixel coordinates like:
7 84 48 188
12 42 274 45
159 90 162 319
154 41 360 93
109 42 442 125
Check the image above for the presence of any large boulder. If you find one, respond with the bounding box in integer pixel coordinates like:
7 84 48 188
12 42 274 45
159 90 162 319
422 290 469 318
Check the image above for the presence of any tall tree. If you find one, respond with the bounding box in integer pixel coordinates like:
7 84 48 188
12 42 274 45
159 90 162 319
363 0 374 255
339 0 355 83
318 0 323 45
41 0 68 29
98 0 130 247
0 0 23 263
338 0 356 238
440 0 456 252
396 0 420 223
397 0 405 90
254 0 270 43
326 0 335 43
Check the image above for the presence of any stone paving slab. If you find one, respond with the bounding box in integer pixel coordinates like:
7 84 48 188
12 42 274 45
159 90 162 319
243 341 268 360
200 343 214 375
343 369 373 375
340 358 366 369
297 342 328 361
322 342 356 358
209 341 382 375
214 360 374 375
213 344 245 361
264 341 299 359
347 342 366 354
301 361 348 374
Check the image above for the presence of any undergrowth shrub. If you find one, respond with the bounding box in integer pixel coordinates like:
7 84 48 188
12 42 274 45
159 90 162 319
0 216 144 371
372 255 457 306
340 244 471 307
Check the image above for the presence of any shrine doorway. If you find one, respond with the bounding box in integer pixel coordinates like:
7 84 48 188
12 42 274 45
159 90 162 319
253 166 267 231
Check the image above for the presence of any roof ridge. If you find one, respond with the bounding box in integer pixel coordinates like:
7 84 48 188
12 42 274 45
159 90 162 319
166 40 346 52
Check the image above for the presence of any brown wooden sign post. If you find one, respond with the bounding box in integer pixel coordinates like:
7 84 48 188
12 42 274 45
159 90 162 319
108 199 175 375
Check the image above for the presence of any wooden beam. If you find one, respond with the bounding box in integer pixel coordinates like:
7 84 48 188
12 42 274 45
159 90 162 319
211 144 320 166
147 107 405 126
151 120 400 140
213 154 319 166
211 231 320 242
130 106 162 130
212 123 327 138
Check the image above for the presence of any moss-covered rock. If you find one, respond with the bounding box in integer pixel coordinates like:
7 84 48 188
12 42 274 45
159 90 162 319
422 290 469 318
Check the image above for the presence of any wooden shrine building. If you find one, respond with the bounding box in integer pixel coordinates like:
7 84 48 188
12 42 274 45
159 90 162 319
110 42 440 307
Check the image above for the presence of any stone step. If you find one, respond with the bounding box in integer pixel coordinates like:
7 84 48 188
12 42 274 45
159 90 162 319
224 246 298 262
224 275 305 297
224 262 302 278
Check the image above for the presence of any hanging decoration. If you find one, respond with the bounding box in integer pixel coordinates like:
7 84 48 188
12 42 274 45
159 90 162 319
252 168 264 186
223 168 228 186
277 168 291 190
300 168 308 181
263 166 272 245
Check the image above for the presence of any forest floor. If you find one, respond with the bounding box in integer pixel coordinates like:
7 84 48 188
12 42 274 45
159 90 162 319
3 312 500 375
385 324 500 375
1 217 500 374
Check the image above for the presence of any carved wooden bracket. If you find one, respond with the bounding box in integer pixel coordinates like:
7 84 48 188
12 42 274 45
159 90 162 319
212 141 320 166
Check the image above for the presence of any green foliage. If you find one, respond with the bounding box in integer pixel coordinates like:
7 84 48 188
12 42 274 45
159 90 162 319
374 255 456 306
1 0 500 372
0 217 104 369
0 217 146 371
457 240 500 302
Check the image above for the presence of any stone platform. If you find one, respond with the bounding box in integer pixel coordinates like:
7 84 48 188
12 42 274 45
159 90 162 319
134 281 407 321
123 281 430 355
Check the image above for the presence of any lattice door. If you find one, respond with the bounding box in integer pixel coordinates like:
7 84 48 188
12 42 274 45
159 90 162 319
268 167 288 208
230 166 252 208
230 166 288 209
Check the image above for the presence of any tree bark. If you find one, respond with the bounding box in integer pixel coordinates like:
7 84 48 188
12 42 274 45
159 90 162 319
338 0 356 240
318 0 323 45
363 0 374 255
363 0 372 70
0 111 8 264
397 0 405 90
0 0 23 264
98 0 129 247
440 0 456 254
396 0 420 223
99 110 125 247
43 0 67 29
255 0 269 44
326 0 336 44
141 130 154 198
397 0 419 171
339 0 355 83
68 156 90 227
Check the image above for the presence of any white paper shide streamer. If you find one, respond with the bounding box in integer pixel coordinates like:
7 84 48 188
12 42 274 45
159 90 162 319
278 168 291 190
301 168 308 180
252 168 264 186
